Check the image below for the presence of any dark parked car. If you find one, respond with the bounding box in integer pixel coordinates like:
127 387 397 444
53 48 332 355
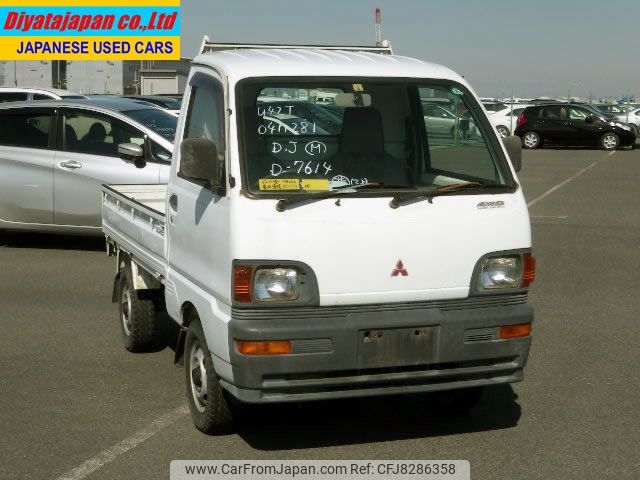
514 104 636 150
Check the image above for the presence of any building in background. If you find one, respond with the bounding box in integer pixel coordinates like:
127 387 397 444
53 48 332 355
0 59 191 95
66 61 124 95
0 61 53 89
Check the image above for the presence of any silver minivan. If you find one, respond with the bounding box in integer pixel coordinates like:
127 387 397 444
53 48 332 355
0 99 175 235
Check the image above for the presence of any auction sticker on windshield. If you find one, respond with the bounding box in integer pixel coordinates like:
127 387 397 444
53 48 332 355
258 179 301 191
302 179 330 191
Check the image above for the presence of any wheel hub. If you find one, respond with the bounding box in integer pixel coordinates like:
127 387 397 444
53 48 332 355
189 341 208 413
121 289 132 336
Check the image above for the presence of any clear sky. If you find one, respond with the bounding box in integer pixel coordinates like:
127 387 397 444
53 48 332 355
180 0 639 99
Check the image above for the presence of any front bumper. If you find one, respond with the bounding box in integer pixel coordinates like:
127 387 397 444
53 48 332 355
223 294 532 403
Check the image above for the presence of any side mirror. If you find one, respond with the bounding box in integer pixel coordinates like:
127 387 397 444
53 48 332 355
585 115 595 123
118 143 146 169
179 137 223 192
503 135 522 172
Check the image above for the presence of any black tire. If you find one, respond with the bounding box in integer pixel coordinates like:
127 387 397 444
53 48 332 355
521 131 541 149
118 265 156 352
432 387 485 413
600 132 619 150
496 125 510 138
185 317 235 435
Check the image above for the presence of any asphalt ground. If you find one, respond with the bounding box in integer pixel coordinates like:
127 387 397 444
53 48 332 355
1 148 639 480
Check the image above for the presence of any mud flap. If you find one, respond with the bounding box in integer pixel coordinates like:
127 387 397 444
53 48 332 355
111 273 121 303
174 327 187 365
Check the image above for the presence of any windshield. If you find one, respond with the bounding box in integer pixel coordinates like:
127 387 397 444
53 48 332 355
124 108 177 141
239 80 510 195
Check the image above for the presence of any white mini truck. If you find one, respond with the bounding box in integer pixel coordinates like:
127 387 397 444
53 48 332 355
102 40 535 434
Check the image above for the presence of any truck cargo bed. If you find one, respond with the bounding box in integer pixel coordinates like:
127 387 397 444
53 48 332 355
102 184 167 278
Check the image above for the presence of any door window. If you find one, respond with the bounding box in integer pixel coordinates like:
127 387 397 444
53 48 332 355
0 111 51 149
180 75 225 182
151 142 171 162
540 106 563 119
569 108 588 121
33 93 53 100
0 92 28 102
63 110 146 157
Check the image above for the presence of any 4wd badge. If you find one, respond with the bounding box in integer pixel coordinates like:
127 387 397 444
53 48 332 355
477 201 505 210
391 260 408 277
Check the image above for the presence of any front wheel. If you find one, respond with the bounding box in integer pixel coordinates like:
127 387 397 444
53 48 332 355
185 318 235 435
600 132 619 150
521 131 541 149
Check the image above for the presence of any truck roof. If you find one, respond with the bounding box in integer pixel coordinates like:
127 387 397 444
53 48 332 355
193 49 463 83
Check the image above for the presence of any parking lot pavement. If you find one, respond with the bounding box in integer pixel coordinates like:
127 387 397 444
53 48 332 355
1 148 638 480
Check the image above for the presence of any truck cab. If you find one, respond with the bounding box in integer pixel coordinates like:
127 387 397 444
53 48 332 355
102 40 535 434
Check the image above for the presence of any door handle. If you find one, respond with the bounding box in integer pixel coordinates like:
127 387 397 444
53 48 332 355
168 194 178 225
58 160 82 170
169 194 178 211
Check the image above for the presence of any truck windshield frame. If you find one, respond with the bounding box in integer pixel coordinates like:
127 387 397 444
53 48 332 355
235 76 517 199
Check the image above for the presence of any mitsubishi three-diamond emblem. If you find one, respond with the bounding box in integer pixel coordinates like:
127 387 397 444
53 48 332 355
391 259 408 277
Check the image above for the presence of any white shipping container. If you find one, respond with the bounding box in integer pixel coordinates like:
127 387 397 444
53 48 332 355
141 70 186 95
0 61 53 88
66 60 123 94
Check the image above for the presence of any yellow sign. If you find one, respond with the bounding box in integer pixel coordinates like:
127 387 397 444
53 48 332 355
0 36 180 60
258 179 301 191
302 179 330 191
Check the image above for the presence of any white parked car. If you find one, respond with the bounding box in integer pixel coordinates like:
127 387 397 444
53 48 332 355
422 102 477 138
0 86 87 102
488 104 532 138
614 108 640 133
0 98 175 234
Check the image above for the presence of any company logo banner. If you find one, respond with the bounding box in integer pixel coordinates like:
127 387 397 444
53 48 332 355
0 0 180 59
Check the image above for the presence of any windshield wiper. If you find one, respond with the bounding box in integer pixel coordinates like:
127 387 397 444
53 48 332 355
275 182 410 212
389 181 512 209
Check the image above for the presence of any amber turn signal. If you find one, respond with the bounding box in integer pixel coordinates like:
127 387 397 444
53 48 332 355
499 323 532 340
236 340 292 355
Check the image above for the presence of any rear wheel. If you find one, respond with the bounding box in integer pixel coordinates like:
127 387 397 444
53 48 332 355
522 131 541 149
600 132 619 150
496 125 510 138
118 266 156 352
185 317 235 435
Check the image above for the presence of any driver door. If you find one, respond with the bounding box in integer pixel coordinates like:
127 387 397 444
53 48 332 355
565 107 600 146
53 108 160 227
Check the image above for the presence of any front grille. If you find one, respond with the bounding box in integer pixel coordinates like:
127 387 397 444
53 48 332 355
464 333 496 342
232 294 528 320
290 338 333 354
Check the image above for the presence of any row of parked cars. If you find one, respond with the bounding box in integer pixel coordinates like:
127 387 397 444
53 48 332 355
0 86 178 234
483 100 639 150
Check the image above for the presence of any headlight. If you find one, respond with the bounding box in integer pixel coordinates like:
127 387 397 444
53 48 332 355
254 268 299 301
478 256 523 290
